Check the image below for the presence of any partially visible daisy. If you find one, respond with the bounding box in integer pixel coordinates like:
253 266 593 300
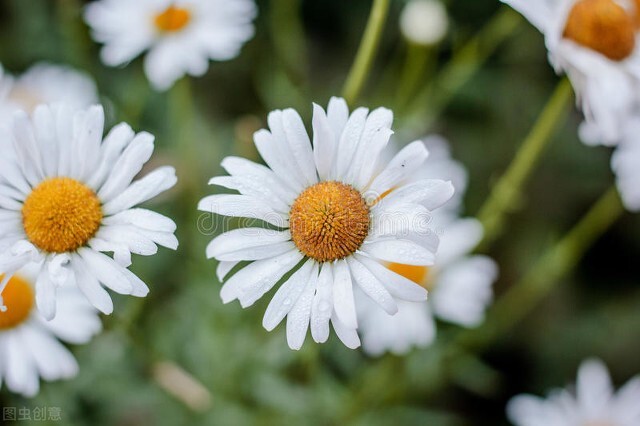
611 118 640 211
0 265 101 397
199 97 455 350
501 0 640 145
84 0 257 91
400 0 449 46
0 103 178 319
358 137 497 356
0 62 98 126
507 358 640 426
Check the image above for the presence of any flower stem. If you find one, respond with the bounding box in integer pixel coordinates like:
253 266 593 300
342 0 391 105
459 186 625 351
395 43 434 111
402 6 521 133
477 78 573 248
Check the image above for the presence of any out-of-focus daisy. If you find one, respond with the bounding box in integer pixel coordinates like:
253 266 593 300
199 97 455 350
357 137 497 356
0 265 101 397
507 358 640 426
501 0 640 145
84 0 257 91
400 0 449 46
0 104 178 319
0 62 98 126
611 118 640 212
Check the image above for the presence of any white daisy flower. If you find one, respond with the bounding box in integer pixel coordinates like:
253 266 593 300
507 358 640 426
198 97 455 350
0 62 98 126
0 265 101 397
84 0 257 91
501 0 640 146
400 0 449 46
0 103 178 319
357 137 497 356
611 118 640 211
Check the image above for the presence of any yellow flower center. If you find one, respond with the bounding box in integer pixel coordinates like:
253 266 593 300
388 263 432 290
22 177 103 253
563 0 636 61
154 5 191 32
0 275 34 330
289 181 370 262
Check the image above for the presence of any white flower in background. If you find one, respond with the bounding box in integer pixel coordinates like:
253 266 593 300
611 118 640 212
84 0 257 91
400 0 449 46
358 137 497 356
0 62 98 126
507 358 640 426
199 97 455 350
0 104 178 319
0 265 101 397
501 0 640 146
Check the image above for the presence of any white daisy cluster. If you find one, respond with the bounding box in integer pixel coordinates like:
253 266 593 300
508 359 640 426
357 137 498 355
199 98 456 350
501 0 640 211
0 64 178 396
84 0 257 91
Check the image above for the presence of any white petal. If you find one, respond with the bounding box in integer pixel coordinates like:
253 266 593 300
282 108 318 186
361 238 436 266
312 103 336 181
87 122 135 190
78 248 134 295
355 254 428 302
366 140 430 198
206 228 293 261
102 166 177 215
35 270 57 321
253 129 305 193
334 107 368 180
217 261 239 281
346 257 397 315
72 255 113 315
98 131 155 202
286 265 318 350
220 250 303 305
263 259 314 331
198 194 288 228
381 179 455 211
310 264 333 343
331 311 361 349
332 259 358 329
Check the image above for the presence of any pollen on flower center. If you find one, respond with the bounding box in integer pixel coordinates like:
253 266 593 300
154 5 192 32
0 275 34 330
563 0 636 61
289 181 370 262
388 263 432 290
22 177 103 253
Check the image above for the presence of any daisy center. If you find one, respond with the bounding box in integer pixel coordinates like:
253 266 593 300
563 0 636 61
22 177 103 253
388 263 432 290
154 5 191 32
289 181 370 262
0 275 34 330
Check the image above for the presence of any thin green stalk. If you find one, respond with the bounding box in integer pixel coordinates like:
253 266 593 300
342 0 391 105
402 6 521 132
459 186 625 351
270 0 308 87
477 78 573 248
395 43 434 111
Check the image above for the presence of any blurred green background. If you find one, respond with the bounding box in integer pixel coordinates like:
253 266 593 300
1 0 639 425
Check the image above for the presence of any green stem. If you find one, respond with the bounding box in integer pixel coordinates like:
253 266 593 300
477 78 573 248
402 6 521 132
270 0 308 87
395 43 434 111
342 0 391 105
459 186 625 351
